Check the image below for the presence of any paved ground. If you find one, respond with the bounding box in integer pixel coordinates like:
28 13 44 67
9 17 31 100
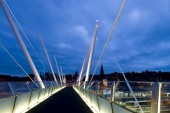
27 87 92 113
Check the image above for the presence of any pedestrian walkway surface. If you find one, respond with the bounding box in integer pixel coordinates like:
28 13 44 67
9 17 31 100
27 87 93 113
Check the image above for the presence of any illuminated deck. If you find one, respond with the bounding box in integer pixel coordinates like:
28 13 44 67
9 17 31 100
27 87 92 113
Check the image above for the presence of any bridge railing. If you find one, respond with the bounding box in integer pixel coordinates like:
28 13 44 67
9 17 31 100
74 81 170 113
160 82 170 113
0 81 65 113
74 81 136 113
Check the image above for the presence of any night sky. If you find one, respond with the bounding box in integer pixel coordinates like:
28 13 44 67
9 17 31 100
0 0 170 76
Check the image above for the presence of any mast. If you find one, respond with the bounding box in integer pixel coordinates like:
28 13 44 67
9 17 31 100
60 67 64 83
63 74 66 84
39 33 58 84
54 56 62 85
78 45 90 86
84 20 99 88
0 0 45 89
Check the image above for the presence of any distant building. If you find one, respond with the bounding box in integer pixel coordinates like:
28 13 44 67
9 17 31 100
100 64 104 80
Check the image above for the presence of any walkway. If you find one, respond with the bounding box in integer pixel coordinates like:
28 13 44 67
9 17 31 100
27 87 92 113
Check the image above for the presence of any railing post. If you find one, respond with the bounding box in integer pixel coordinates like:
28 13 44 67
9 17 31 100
12 96 17 113
97 81 100 95
26 82 31 91
8 82 15 95
27 91 33 109
111 82 115 102
110 81 120 102
8 82 17 113
151 82 161 113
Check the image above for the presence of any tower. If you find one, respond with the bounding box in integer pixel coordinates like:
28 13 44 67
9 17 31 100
100 64 104 79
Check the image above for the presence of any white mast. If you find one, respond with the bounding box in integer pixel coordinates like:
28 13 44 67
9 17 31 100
0 0 45 89
54 56 62 85
39 33 58 84
63 74 67 84
60 67 64 83
78 45 90 86
84 20 99 88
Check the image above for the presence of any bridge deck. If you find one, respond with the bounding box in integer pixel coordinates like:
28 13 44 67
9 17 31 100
27 87 92 113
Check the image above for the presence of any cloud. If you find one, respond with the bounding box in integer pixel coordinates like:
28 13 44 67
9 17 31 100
129 9 141 23
72 25 90 43
56 43 72 49
159 41 170 49
0 0 170 75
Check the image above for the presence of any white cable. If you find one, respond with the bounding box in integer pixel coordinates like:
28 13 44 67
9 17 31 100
108 45 143 113
87 0 143 112
0 43 38 87
90 0 126 82
77 44 90 82
4 1 55 82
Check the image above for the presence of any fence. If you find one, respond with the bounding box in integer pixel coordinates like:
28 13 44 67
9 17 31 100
0 81 65 113
74 81 170 113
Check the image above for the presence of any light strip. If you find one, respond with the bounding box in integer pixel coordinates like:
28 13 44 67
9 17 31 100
22 86 66 113
73 87 98 113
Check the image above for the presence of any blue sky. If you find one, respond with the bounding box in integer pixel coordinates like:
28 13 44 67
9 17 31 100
0 0 170 76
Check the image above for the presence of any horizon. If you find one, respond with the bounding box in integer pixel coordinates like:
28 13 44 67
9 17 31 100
0 69 169 77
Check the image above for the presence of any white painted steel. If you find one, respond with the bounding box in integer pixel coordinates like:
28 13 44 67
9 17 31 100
39 33 58 84
78 45 90 86
0 0 45 89
54 56 62 85
85 21 99 85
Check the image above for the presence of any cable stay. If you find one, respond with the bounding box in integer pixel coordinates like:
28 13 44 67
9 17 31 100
77 44 91 85
39 33 58 85
0 0 45 88
54 56 62 85
90 0 126 82
60 67 64 84
4 1 55 83
0 43 39 88
86 0 143 112
108 44 144 113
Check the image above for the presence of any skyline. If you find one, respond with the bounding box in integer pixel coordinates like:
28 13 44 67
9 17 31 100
0 0 170 76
